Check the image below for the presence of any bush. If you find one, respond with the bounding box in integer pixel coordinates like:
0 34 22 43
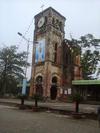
33 94 43 101
17 94 27 99
71 93 83 103
32 94 43 107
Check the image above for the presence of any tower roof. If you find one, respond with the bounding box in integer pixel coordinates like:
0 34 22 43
34 7 66 20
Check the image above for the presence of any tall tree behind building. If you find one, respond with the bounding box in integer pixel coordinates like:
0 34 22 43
71 34 100 79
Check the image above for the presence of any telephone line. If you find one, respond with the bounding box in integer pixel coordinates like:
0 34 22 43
18 16 34 45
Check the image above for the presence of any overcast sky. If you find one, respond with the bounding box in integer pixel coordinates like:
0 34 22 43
0 0 100 79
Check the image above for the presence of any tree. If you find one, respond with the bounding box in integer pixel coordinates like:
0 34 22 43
81 49 100 79
80 34 100 79
71 34 100 79
0 45 30 96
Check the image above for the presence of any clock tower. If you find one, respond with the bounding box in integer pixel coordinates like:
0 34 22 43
30 7 66 99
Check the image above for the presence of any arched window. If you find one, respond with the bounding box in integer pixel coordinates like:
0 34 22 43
50 76 58 100
35 76 43 96
52 76 57 83
36 76 42 84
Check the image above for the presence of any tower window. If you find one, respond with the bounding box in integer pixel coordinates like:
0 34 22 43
56 19 59 24
56 19 59 29
54 43 57 63
52 17 55 25
45 16 47 24
59 22 62 31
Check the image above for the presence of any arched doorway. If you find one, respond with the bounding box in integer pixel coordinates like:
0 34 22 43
50 77 57 100
35 76 43 96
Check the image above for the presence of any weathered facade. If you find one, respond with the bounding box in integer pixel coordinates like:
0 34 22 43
30 7 82 100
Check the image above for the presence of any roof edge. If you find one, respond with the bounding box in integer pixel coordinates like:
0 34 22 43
72 80 100 85
34 7 66 20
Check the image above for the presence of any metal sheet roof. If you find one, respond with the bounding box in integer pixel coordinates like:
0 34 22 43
72 80 100 85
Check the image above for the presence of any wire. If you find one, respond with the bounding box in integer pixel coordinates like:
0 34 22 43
18 16 34 45
24 17 34 37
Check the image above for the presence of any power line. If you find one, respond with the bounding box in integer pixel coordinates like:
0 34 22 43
18 16 34 45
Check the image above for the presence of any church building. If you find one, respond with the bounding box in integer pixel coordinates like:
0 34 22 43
30 7 82 100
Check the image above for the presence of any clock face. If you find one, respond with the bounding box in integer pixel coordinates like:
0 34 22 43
38 17 45 28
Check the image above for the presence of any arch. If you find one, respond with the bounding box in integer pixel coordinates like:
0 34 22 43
35 73 43 79
51 73 61 86
50 76 58 100
36 76 42 83
52 76 57 83
35 75 43 96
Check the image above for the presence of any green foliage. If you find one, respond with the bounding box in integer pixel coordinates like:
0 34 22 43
0 45 30 96
71 93 83 103
17 94 27 99
33 94 43 101
80 34 100 47
80 34 100 79
71 39 81 56
71 34 100 79
81 49 100 79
